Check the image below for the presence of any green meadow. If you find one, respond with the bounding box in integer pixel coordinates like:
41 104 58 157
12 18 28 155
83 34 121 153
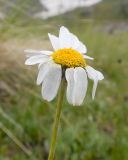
0 1 128 159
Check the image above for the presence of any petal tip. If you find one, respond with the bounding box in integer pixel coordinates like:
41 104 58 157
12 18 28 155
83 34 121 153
48 33 51 36
25 60 29 65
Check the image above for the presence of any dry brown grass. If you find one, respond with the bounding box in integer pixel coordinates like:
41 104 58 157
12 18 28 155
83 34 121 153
0 38 50 105
0 38 50 66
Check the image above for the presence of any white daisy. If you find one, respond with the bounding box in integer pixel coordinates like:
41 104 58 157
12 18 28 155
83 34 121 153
25 26 104 106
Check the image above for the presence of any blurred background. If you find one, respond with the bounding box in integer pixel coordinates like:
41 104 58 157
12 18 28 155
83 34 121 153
0 0 128 160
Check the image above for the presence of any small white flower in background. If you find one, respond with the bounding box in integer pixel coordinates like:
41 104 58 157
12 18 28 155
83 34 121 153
25 26 104 106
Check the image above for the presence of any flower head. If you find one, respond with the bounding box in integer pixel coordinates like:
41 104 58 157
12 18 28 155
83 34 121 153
25 26 104 106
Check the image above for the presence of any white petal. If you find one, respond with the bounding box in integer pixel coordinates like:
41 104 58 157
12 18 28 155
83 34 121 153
59 26 70 35
48 33 60 50
59 26 82 50
66 67 88 106
76 42 87 54
59 26 87 53
92 80 98 100
38 58 52 69
86 66 104 99
25 55 50 65
86 66 97 79
59 26 71 48
41 63 62 101
83 55 94 60
24 49 52 57
95 70 104 80
65 68 75 105
73 67 88 106
37 61 51 85
86 66 104 80
68 33 80 49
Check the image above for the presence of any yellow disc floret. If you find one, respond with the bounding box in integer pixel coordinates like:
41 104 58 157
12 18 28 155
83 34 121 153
52 48 86 68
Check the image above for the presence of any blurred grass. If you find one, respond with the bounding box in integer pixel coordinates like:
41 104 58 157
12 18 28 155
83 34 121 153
0 2 128 159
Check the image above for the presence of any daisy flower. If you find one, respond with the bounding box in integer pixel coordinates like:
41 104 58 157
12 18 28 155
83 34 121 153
25 26 104 106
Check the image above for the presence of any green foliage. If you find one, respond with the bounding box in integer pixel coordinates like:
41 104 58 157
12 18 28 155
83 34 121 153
92 0 128 20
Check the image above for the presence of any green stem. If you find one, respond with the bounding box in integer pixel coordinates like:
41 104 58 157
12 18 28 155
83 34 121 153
48 79 65 160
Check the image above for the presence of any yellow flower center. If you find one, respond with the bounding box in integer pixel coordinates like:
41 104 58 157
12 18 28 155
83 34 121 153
52 48 86 68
